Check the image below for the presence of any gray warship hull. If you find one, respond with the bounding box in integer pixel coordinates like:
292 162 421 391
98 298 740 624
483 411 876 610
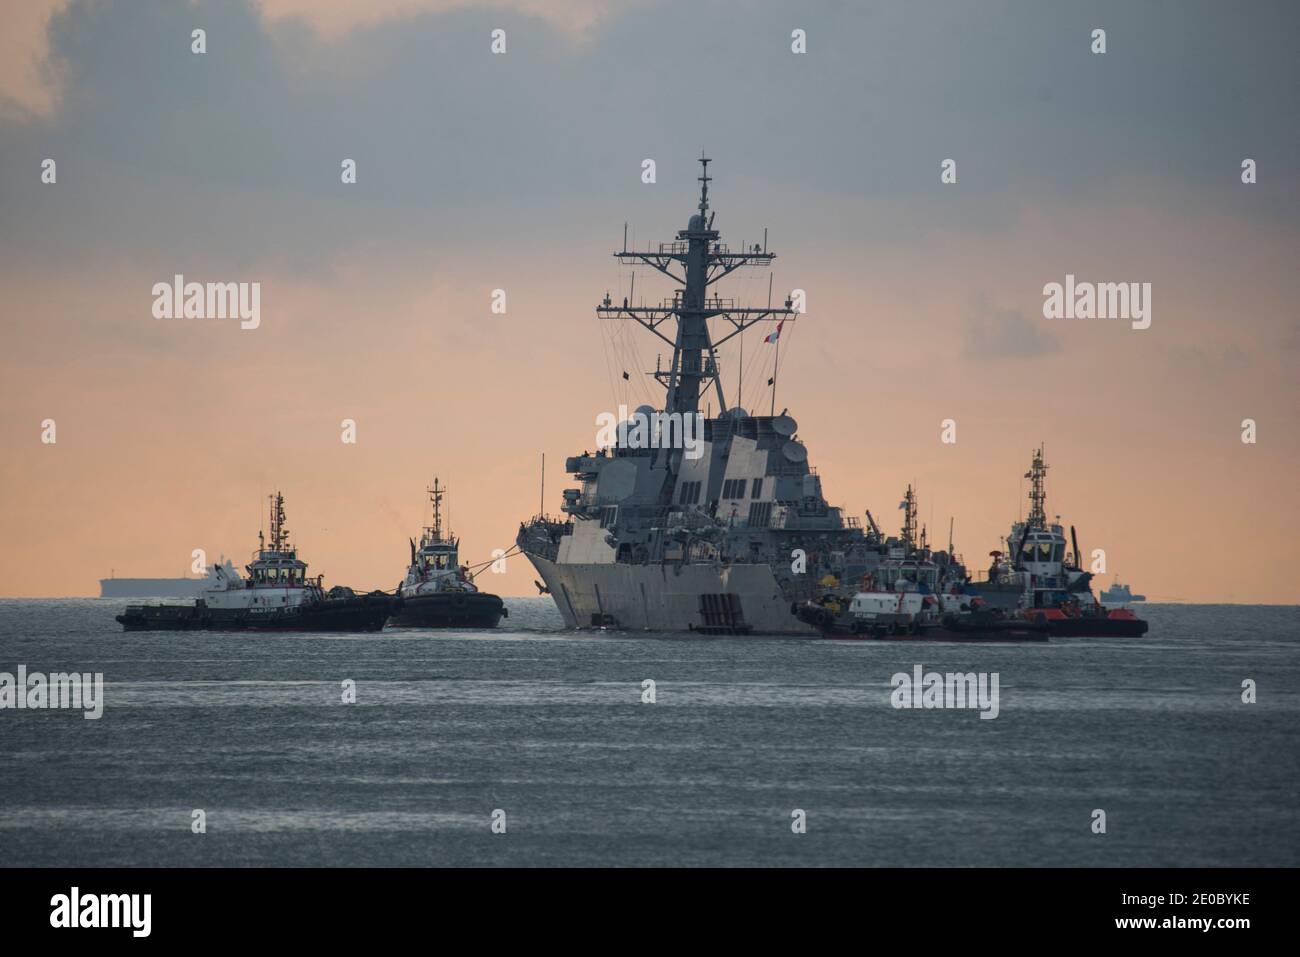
529 552 817 635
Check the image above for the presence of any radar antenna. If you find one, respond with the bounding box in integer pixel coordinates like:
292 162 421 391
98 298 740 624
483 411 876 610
1025 446 1048 528
597 156 801 433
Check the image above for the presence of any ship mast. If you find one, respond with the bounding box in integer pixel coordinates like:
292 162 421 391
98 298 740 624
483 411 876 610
597 155 800 423
1026 446 1048 528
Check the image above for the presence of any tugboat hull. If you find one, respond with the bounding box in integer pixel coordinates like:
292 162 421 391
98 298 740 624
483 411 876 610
795 604 1049 642
116 593 397 632
1023 609 1149 638
388 592 504 629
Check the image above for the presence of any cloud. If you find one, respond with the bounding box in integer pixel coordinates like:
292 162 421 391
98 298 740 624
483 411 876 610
0 0 72 120
252 0 625 42
963 307 1060 359
0 0 629 123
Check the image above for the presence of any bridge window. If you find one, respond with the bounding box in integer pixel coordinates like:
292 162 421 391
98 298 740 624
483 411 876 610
751 478 763 498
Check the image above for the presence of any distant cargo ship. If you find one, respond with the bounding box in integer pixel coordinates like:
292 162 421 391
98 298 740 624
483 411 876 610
1101 580 1146 604
100 574 207 599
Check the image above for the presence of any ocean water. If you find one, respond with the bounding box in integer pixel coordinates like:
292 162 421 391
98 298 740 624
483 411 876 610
0 598 1296 867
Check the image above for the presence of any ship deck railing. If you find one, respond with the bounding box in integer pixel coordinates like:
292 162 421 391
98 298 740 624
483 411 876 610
653 240 734 257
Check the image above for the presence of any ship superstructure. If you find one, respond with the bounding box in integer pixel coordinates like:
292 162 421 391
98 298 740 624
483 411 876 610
403 479 466 595
517 158 894 634
981 447 1092 611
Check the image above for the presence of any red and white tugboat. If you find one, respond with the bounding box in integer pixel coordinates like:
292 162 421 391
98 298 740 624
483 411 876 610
387 480 506 629
977 447 1148 638
796 486 1049 642
116 492 397 631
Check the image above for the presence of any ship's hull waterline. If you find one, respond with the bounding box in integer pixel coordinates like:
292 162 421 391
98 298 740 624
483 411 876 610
819 627 1048 643
526 553 818 635
794 604 1050 643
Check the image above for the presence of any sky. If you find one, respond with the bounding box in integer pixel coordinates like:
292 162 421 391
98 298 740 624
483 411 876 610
1 0 1297 601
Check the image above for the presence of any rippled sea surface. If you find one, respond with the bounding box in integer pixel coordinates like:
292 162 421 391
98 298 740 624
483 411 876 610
1 598 1296 867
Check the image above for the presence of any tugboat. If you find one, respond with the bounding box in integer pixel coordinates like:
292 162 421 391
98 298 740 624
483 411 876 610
1100 578 1146 604
978 447 1148 638
116 492 397 631
794 487 1048 642
387 480 506 629
796 595 1049 642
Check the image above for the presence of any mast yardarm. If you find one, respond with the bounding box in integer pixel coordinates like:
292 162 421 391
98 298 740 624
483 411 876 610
597 156 800 421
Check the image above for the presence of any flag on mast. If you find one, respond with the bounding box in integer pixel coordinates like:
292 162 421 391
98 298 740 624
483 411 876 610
765 318 786 344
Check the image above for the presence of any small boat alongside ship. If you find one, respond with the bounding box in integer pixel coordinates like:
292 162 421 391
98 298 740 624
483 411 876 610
794 486 1049 642
115 493 397 632
793 454 1149 641
387 480 505 629
796 597 1050 642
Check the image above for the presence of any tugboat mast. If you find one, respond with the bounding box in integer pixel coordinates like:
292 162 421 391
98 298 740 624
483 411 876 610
1026 446 1048 529
426 479 447 543
268 492 289 552
597 155 800 422
901 485 918 553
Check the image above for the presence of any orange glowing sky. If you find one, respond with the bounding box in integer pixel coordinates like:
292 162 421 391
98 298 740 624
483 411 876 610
1 0 1297 602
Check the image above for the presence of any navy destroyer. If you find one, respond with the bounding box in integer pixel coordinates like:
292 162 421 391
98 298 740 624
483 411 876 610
518 158 892 634
388 480 506 628
116 493 396 631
